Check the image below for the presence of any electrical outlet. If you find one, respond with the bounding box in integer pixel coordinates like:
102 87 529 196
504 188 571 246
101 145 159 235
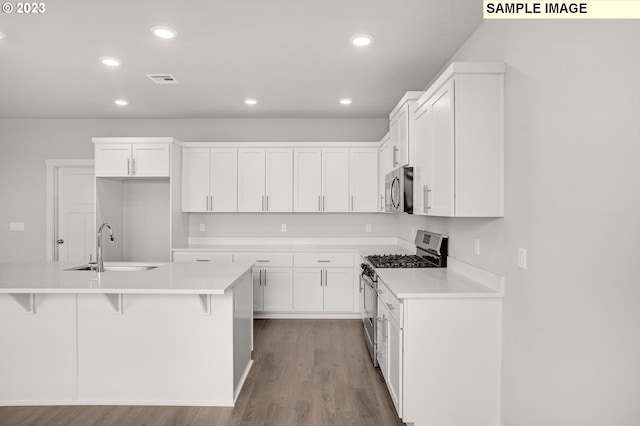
9 222 25 231
281 224 287 232
518 248 527 269
366 224 371 233
474 239 481 255
199 223 206 232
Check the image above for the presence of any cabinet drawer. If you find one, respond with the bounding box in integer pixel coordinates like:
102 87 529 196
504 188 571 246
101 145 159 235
173 251 233 263
378 280 403 327
385 290 403 327
294 253 354 268
234 253 293 267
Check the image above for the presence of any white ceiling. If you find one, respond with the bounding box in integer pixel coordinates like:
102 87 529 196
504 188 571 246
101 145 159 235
0 0 482 119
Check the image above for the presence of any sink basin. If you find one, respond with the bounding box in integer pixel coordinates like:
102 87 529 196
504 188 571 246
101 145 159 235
66 264 159 272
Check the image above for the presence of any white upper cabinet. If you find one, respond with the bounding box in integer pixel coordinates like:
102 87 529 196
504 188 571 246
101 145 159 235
321 148 350 212
293 148 322 212
413 62 505 217
238 148 266 212
350 148 378 212
95 141 170 177
388 92 423 170
182 148 237 212
238 148 293 212
294 147 378 213
265 148 293 212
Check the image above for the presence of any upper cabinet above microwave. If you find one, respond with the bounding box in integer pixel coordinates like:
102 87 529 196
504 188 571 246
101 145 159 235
94 138 176 177
412 62 505 217
388 91 423 170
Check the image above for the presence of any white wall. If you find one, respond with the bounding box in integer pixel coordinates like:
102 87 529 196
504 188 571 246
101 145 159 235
0 118 387 262
189 212 397 239
399 20 640 425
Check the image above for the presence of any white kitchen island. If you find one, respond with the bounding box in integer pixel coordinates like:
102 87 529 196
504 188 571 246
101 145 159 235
0 261 254 407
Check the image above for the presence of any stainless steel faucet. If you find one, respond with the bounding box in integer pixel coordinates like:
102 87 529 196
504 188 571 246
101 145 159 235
96 223 115 273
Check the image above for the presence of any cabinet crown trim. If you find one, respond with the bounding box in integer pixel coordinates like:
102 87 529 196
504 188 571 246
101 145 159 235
417 62 506 109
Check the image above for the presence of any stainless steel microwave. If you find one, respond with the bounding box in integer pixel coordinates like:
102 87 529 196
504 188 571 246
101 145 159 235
385 167 413 213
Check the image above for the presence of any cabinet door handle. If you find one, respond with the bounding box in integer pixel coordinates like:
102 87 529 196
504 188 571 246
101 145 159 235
131 158 136 175
320 269 323 286
259 269 262 286
127 158 131 176
264 269 267 286
393 146 398 167
425 185 432 211
210 195 214 211
351 195 354 212
324 269 328 286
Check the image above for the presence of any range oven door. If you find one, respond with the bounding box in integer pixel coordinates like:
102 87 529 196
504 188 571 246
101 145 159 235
361 271 378 367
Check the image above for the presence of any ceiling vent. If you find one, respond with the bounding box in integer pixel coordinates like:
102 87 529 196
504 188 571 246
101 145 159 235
146 74 180 84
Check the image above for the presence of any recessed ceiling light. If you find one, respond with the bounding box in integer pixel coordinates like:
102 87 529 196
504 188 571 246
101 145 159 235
114 99 129 106
244 98 258 105
151 26 177 39
351 34 372 47
100 57 122 67
339 98 353 105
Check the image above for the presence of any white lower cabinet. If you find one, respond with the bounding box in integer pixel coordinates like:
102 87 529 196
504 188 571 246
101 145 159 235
376 277 502 426
234 253 294 313
377 281 403 415
252 267 294 312
293 267 354 312
293 253 355 313
172 251 233 263
172 250 358 317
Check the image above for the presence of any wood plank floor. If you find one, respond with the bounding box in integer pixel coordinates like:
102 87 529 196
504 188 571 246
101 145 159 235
0 319 404 426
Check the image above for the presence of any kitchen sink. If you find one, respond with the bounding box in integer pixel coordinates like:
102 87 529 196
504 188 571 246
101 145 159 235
65 264 159 272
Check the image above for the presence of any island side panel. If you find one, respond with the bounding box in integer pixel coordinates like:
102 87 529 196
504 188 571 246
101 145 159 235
232 271 253 400
76 293 235 406
0 294 76 404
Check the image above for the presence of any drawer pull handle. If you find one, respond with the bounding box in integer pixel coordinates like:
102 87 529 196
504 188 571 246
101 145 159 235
196 259 210 262
317 260 331 263
256 260 270 263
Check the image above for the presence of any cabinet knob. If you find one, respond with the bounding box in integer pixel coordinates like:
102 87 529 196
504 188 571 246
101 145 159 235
56 239 64 244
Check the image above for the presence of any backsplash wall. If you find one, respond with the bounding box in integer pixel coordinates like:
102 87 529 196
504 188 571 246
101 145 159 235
188 213 398 239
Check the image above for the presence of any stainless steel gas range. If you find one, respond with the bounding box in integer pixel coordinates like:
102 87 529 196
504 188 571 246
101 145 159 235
360 230 448 367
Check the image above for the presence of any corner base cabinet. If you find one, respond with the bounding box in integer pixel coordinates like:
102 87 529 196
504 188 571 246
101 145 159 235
377 278 502 426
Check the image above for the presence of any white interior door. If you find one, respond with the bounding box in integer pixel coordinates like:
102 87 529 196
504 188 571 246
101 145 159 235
57 167 95 262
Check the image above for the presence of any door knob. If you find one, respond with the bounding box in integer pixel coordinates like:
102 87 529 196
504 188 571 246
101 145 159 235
56 239 64 244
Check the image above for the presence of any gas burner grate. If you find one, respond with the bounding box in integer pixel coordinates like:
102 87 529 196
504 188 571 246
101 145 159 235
366 254 435 268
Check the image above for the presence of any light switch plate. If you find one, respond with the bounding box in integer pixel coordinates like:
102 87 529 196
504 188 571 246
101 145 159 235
9 222 25 231
199 223 206 232
518 248 527 269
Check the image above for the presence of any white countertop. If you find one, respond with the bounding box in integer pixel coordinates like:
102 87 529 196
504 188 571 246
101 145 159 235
0 261 253 295
376 258 505 299
175 243 413 257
